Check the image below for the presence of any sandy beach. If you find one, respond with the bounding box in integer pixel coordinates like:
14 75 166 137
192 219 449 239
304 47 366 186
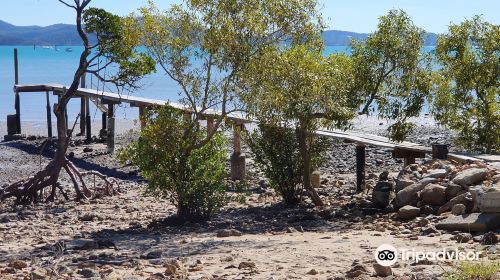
0 115 498 280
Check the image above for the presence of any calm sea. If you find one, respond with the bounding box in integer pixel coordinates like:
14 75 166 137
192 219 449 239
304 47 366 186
1 45 430 122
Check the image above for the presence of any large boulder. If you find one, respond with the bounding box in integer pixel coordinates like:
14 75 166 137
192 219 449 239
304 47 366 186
480 191 500 213
452 168 489 187
395 178 438 207
420 184 447 206
436 213 500 232
398 205 420 220
438 192 473 215
395 177 415 192
445 183 466 201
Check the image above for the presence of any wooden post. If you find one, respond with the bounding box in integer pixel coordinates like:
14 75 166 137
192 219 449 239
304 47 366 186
432 144 448 160
183 112 191 124
45 91 52 138
230 122 246 181
233 123 242 154
139 106 146 129
102 112 107 130
85 97 91 141
404 157 415 167
206 116 214 134
392 148 426 167
356 144 366 193
106 104 115 153
79 74 86 135
14 48 21 134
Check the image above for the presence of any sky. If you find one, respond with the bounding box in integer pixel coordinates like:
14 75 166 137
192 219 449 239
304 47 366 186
0 0 498 34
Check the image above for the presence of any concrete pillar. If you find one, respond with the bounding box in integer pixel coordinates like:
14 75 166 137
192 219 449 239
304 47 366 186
356 144 366 193
230 122 246 181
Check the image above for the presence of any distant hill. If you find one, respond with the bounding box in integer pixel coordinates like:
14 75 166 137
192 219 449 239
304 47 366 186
322 30 438 46
0 20 438 46
0 20 94 45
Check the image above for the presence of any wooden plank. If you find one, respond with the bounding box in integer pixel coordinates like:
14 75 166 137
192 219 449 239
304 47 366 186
13 83 499 164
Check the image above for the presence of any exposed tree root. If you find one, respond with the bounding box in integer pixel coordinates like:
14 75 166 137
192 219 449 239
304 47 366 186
0 158 118 205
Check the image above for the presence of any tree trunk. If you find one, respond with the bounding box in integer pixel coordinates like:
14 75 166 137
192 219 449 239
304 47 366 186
296 127 324 206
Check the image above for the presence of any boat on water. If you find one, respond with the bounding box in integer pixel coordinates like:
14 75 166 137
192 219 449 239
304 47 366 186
65 48 73 52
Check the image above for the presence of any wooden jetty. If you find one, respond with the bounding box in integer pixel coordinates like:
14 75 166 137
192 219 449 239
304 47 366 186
6 48 499 192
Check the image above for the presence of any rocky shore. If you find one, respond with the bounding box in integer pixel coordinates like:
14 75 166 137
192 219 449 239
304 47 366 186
0 119 498 279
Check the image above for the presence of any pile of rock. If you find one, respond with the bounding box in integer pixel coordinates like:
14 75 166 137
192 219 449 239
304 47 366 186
371 160 500 230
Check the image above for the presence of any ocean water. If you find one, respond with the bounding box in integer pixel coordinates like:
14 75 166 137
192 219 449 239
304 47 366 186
0 45 429 122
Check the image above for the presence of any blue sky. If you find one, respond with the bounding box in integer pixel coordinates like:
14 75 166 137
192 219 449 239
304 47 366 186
1 0 498 33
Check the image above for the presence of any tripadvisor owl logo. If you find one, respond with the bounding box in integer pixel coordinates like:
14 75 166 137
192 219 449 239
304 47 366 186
375 244 398 266
374 244 480 266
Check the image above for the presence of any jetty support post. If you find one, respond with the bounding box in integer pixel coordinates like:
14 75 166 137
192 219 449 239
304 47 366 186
101 112 107 131
356 144 366 193
79 74 86 136
206 116 214 134
85 97 91 141
138 105 146 129
230 121 246 181
14 48 21 134
106 103 115 153
45 91 52 138
392 148 426 167
432 144 448 160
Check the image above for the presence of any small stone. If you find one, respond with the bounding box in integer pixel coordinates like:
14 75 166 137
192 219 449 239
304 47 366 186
417 218 430 227
373 263 392 277
217 229 242 238
307 269 318 275
31 268 47 280
421 225 440 235
451 204 466 215
286 227 297 233
164 259 183 276
238 261 256 270
77 268 100 278
78 213 97 222
454 233 473 243
398 205 420 220
83 147 93 153
8 260 28 269
142 249 162 259
482 232 498 245
425 169 448 179
345 260 367 278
